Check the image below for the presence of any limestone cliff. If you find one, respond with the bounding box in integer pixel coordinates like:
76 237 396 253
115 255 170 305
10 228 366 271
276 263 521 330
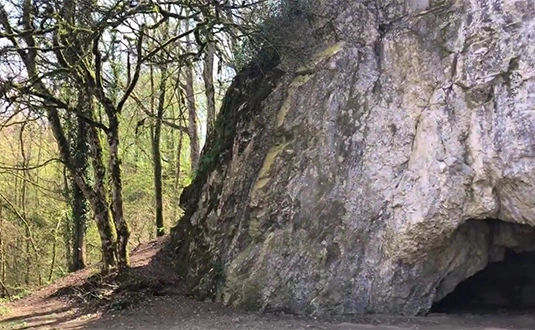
168 0 535 316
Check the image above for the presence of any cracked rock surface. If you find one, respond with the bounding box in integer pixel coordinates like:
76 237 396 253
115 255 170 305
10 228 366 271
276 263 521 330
169 0 535 316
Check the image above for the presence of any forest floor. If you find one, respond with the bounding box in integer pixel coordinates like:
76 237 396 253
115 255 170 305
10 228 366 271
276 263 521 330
1 237 535 330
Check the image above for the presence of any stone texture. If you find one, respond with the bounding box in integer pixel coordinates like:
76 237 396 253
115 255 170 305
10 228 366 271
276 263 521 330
168 0 535 316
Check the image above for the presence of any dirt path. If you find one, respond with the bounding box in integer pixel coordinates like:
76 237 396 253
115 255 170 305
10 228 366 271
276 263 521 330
83 295 535 330
4 293 535 330
2 238 535 330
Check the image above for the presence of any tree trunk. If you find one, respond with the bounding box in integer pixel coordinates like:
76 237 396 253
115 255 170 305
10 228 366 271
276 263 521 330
70 102 90 271
107 116 130 271
153 65 167 237
61 168 73 271
202 43 216 135
63 0 91 272
0 206 6 298
174 130 183 190
19 124 31 286
48 217 62 282
70 176 87 271
86 123 120 272
76 86 120 273
184 65 200 171
181 16 200 171
47 106 118 273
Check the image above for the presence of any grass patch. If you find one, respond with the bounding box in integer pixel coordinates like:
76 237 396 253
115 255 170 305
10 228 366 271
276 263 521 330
0 320 27 330
0 303 10 317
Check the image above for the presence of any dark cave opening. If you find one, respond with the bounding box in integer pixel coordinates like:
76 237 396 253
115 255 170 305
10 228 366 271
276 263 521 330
432 248 535 314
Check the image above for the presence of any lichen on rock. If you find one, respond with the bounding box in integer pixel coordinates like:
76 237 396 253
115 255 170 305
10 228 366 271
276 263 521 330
169 0 535 316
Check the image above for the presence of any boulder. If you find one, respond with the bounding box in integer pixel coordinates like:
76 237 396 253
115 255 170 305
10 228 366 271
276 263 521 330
169 0 535 316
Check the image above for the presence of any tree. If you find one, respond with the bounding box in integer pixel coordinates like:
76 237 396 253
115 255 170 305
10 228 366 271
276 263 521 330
0 0 136 272
0 0 277 276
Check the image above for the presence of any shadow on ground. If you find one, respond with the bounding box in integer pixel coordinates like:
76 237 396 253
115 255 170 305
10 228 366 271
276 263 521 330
3 237 535 330
0 299 91 330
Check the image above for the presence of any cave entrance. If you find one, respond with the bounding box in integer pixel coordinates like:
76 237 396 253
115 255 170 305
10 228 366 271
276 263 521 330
432 240 535 314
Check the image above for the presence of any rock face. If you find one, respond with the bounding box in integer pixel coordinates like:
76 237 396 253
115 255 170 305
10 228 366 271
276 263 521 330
169 0 535 316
